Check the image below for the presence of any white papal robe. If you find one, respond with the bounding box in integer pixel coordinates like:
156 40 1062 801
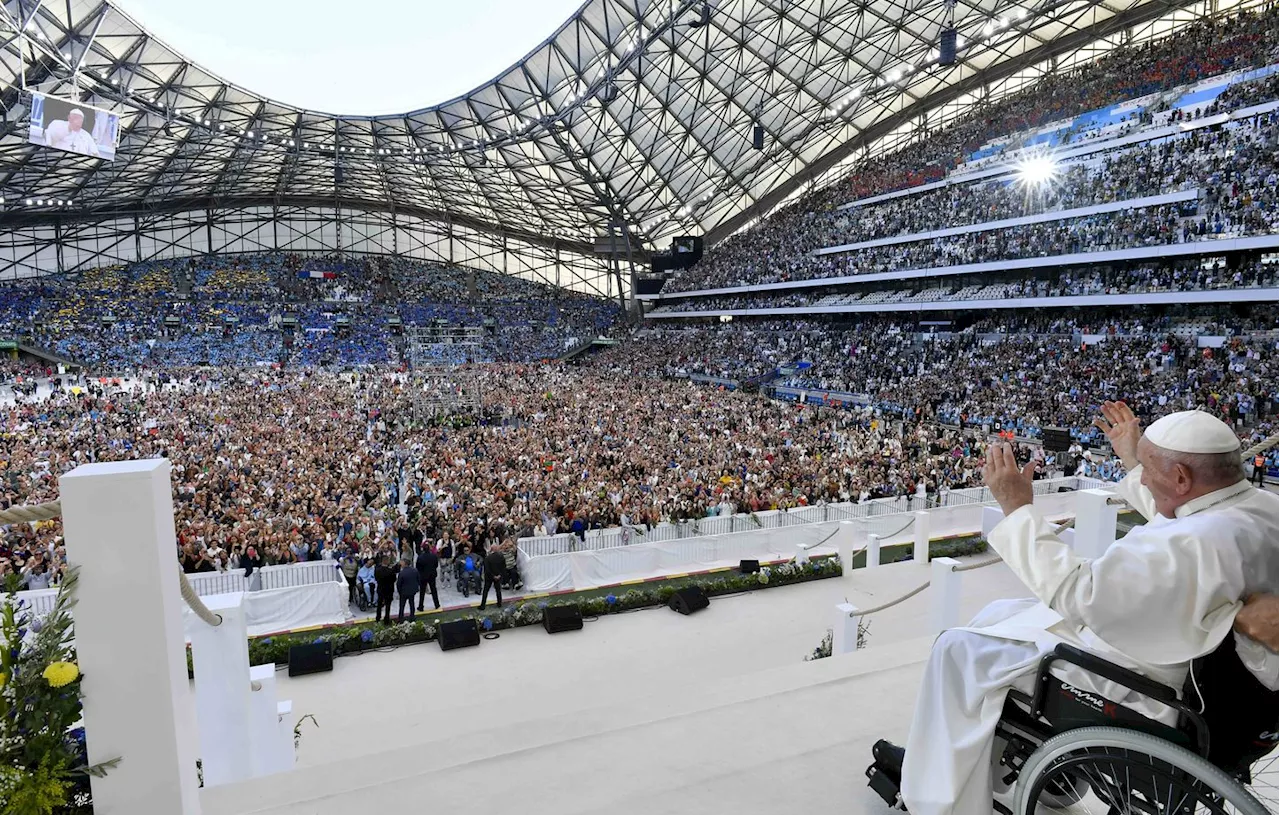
899 469 1279 815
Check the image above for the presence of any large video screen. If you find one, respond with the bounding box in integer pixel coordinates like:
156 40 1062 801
28 93 120 161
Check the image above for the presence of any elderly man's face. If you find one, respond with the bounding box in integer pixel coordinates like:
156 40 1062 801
68 112 84 132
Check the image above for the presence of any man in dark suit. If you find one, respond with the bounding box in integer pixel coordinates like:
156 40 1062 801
415 544 440 612
373 555 397 624
479 541 508 610
395 557 420 622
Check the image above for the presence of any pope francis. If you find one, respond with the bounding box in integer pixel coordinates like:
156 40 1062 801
876 403 1279 815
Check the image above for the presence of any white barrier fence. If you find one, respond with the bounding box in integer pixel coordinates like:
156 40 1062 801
517 476 1109 560
518 480 1090 593
16 559 345 619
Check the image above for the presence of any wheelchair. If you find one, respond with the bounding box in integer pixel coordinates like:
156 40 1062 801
868 636 1278 814
454 558 482 597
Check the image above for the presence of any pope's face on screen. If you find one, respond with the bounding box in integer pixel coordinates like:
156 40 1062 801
68 110 84 132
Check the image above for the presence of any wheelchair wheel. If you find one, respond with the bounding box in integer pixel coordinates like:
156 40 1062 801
1015 727 1271 815
1245 751 1278 815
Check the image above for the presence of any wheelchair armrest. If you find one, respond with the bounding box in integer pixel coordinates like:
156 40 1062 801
1031 643 1210 757
1032 644 1179 715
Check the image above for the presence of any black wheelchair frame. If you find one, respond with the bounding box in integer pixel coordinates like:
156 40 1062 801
869 637 1277 814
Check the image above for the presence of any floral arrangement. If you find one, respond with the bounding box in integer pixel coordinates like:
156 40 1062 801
0 569 117 815
804 618 870 661
240 554 846 666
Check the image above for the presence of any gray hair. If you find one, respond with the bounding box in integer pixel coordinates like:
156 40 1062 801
1154 446 1245 487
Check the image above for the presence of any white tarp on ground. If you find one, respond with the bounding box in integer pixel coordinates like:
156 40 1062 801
518 523 841 593
181 582 351 640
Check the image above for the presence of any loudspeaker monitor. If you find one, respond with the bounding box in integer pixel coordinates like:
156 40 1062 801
1041 426 1072 453
939 27 957 66
287 641 334 677
438 619 480 651
752 124 765 150
667 586 710 615
739 559 761 574
543 604 584 634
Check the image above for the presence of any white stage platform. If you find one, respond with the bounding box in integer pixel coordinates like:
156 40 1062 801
201 555 1031 815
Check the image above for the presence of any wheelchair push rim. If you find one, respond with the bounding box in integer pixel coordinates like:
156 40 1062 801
1014 726 1273 815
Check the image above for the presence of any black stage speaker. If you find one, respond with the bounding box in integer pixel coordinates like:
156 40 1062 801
668 586 710 615
739 559 761 574
752 124 765 150
438 619 480 651
287 641 334 677
334 164 345 184
1042 427 1072 453
939 27 957 66
543 604 584 634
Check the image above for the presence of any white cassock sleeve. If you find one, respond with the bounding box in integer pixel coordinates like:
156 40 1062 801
1112 464 1159 522
989 506 1243 666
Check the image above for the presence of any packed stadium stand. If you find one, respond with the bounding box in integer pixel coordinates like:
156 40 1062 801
0 0 1275 813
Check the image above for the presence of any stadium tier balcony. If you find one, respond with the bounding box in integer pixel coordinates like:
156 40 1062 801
655 61 1278 299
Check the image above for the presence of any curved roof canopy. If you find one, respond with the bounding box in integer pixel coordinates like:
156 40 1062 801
0 0 1194 255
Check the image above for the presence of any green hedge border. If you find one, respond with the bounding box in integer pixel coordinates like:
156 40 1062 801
239 554 844 668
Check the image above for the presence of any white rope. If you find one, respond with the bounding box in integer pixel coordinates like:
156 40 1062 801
0 499 222 626
801 525 843 550
178 565 223 627
849 579 932 615
951 554 1003 572
0 500 62 525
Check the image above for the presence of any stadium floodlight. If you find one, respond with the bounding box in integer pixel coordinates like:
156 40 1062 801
246 131 253 138
24 199 32 206
35 199 43 205
1016 155 1058 185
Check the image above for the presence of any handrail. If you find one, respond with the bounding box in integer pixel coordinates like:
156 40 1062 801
0 499 223 627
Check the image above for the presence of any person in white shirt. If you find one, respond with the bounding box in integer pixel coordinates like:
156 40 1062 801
46 109 101 157
871 404 1278 815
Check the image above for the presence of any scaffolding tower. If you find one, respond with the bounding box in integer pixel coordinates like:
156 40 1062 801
405 325 485 419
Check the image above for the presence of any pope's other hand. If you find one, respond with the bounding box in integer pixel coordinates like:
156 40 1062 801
983 442 1035 516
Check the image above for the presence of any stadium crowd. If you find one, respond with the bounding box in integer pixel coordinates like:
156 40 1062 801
0 254 622 371
0 9 1276 598
661 9 1276 294
651 257 1279 313
664 107 1278 292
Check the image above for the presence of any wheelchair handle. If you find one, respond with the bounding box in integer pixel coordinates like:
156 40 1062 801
1032 643 1210 757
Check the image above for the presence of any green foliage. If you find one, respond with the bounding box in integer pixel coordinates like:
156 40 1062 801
0 569 118 815
243 554 844 666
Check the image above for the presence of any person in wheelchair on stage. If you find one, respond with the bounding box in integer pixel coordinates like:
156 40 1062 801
868 405 1278 815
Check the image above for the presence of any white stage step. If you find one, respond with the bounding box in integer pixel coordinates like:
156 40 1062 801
201 557 1030 814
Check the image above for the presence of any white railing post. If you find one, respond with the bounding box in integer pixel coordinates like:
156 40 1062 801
59 460 201 815
189 593 254 787
981 505 1005 538
248 665 295 776
1074 489 1118 559
838 520 858 577
929 557 962 636
913 510 930 564
834 603 861 655
866 533 882 569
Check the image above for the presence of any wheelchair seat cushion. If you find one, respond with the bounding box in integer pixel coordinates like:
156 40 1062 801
1183 632 1279 777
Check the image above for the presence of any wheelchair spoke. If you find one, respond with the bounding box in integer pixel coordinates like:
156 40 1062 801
1022 743 1266 815
1246 752 1278 814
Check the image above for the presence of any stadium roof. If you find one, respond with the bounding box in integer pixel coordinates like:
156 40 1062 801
0 0 1212 260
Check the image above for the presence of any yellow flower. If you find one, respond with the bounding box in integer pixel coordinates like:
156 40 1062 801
0 672 6 688
43 661 79 688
